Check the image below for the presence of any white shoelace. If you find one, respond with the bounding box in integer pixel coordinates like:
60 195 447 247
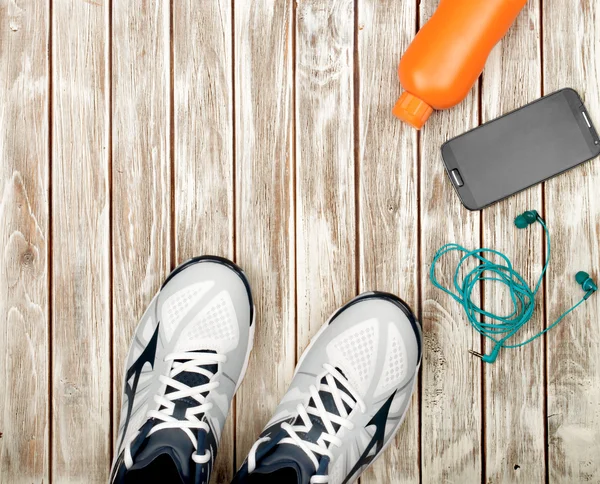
124 351 226 468
247 363 366 484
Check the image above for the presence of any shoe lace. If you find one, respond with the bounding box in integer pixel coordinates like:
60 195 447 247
124 351 227 468
248 363 366 484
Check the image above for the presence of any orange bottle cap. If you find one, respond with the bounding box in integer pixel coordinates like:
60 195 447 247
393 91 433 130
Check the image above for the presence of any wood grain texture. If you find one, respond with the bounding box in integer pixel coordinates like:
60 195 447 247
0 1 49 482
173 0 233 262
51 0 110 481
356 0 419 482
3 1 600 481
481 3 546 483
295 0 356 352
233 0 296 467
111 0 171 450
418 2 482 482
173 0 235 479
543 1 600 481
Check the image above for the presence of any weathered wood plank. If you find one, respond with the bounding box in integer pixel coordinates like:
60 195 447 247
0 1 49 482
173 0 233 262
51 1 110 480
419 1 482 482
233 0 296 469
543 1 600 481
111 0 171 451
356 0 419 482
173 0 235 479
295 0 356 355
480 3 545 483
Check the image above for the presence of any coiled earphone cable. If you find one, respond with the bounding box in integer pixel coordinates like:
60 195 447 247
430 212 593 363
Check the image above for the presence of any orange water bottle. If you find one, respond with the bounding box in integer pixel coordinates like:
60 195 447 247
393 0 528 129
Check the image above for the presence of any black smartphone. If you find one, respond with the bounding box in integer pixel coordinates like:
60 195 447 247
441 88 600 210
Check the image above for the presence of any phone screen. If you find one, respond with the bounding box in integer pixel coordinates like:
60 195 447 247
441 89 600 210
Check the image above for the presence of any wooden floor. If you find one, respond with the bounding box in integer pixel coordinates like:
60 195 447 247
1 1 599 483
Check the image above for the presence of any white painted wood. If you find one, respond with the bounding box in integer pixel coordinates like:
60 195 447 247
0 1 49 482
51 1 110 480
173 0 233 262
1 1 598 480
173 0 235 479
233 0 296 468
481 3 546 482
111 0 171 453
419 1 482 482
543 1 600 481
295 0 356 355
356 0 419 482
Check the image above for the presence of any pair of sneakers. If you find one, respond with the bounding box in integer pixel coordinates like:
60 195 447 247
110 256 421 484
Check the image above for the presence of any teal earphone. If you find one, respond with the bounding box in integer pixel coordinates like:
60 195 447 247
576 271 598 300
430 209 596 363
514 210 597 297
513 209 540 229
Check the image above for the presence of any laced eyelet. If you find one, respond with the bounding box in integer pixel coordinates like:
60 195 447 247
126 351 227 470
192 450 211 464
247 365 365 479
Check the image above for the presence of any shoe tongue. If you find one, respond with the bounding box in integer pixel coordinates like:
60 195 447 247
129 351 218 480
295 368 355 440
253 443 315 484
251 370 355 483
167 350 217 418
130 428 194 482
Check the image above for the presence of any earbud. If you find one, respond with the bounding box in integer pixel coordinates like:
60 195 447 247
514 210 540 229
576 271 597 300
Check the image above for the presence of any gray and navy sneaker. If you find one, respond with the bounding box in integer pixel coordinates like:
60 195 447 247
233 292 421 484
110 256 254 484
